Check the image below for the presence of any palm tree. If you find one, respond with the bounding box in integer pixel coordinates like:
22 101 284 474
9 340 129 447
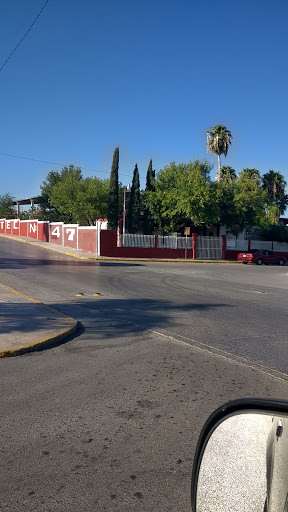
219 165 236 184
206 125 232 182
239 168 261 182
262 170 287 214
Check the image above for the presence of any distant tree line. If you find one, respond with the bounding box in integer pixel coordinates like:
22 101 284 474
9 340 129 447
143 161 288 239
1 125 288 242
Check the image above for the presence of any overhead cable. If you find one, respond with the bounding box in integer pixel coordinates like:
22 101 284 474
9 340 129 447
0 151 132 178
0 0 50 73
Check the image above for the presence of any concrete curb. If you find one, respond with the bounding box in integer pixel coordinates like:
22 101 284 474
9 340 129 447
0 234 242 264
0 281 78 358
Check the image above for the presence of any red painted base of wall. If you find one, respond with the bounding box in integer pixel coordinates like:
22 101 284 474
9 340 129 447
100 230 194 259
20 221 28 236
49 223 63 245
38 222 49 242
78 228 97 254
11 220 20 235
63 225 78 249
226 250 239 260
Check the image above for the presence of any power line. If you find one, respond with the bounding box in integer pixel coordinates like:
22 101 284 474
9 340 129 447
0 151 132 178
0 0 50 73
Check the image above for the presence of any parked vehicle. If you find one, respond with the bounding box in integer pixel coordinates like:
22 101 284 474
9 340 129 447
237 249 286 265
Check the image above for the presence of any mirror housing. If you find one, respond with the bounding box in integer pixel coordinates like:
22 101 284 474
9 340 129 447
191 398 288 511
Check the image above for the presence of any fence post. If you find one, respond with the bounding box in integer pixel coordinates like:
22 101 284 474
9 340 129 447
248 239 251 251
154 235 157 249
192 233 197 259
222 235 226 260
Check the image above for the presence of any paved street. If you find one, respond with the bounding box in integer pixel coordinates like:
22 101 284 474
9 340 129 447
1 237 288 511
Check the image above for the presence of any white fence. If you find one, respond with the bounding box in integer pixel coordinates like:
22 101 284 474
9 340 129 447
273 242 288 252
119 234 223 259
157 235 177 249
226 238 249 251
176 237 193 249
119 234 154 248
157 235 193 249
226 238 288 253
119 234 194 250
196 237 222 259
250 240 288 252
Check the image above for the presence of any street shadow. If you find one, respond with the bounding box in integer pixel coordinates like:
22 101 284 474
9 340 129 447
0 298 229 354
0 257 143 269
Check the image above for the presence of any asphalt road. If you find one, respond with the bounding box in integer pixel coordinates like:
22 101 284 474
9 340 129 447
1 237 288 511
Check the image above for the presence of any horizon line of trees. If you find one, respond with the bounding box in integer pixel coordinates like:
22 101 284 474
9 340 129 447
1 125 288 242
1 158 288 241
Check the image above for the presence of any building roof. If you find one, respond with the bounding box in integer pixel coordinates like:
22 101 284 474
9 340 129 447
13 196 42 206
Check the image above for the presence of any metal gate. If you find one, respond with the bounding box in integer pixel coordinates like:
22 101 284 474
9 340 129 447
196 237 222 259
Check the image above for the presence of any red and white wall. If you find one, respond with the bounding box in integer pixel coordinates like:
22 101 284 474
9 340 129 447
0 218 107 256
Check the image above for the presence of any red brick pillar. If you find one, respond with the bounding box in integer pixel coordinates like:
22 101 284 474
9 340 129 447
192 233 197 259
222 235 227 260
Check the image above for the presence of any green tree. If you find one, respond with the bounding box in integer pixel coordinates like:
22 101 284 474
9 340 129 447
262 170 288 217
50 176 109 225
0 193 14 218
127 164 141 233
142 159 155 234
40 165 82 222
219 165 236 184
206 125 232 182
240 168 261 181
216 181 240 236
145 160 218 233
107 147 119 229
233 169 266 235
217 168 267 238
260 223 288 243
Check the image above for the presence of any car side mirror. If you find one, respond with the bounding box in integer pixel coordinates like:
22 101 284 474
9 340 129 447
191 399 288 512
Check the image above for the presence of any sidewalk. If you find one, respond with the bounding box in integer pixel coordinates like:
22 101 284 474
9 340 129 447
0 281 78 357
0 234 241 263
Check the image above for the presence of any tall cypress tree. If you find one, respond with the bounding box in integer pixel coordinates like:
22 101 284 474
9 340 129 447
107 147 119 229
127 163 140 234
143 159 155 234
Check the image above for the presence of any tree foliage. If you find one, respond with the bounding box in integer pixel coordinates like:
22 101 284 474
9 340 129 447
262 170 288 218
127 164 141 233
107 147 119 229
40 165 109 225
233 169 266 234
40 165 83 222
0 193 14 218
206 125 232 181
142 159 155 234
50 176 109 225
219 165 236 184
145 160 218 233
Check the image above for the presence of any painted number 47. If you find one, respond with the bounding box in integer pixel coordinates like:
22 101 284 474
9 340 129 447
66 229 75 241
51 226 61 238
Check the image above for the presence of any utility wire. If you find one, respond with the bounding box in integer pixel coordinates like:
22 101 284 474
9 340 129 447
0 151 132 178
0 0 50 73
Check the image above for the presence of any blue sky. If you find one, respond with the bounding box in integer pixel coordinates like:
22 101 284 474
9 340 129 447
0 0 287 202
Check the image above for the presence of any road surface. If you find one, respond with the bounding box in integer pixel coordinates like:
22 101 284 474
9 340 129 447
1 237 288 511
